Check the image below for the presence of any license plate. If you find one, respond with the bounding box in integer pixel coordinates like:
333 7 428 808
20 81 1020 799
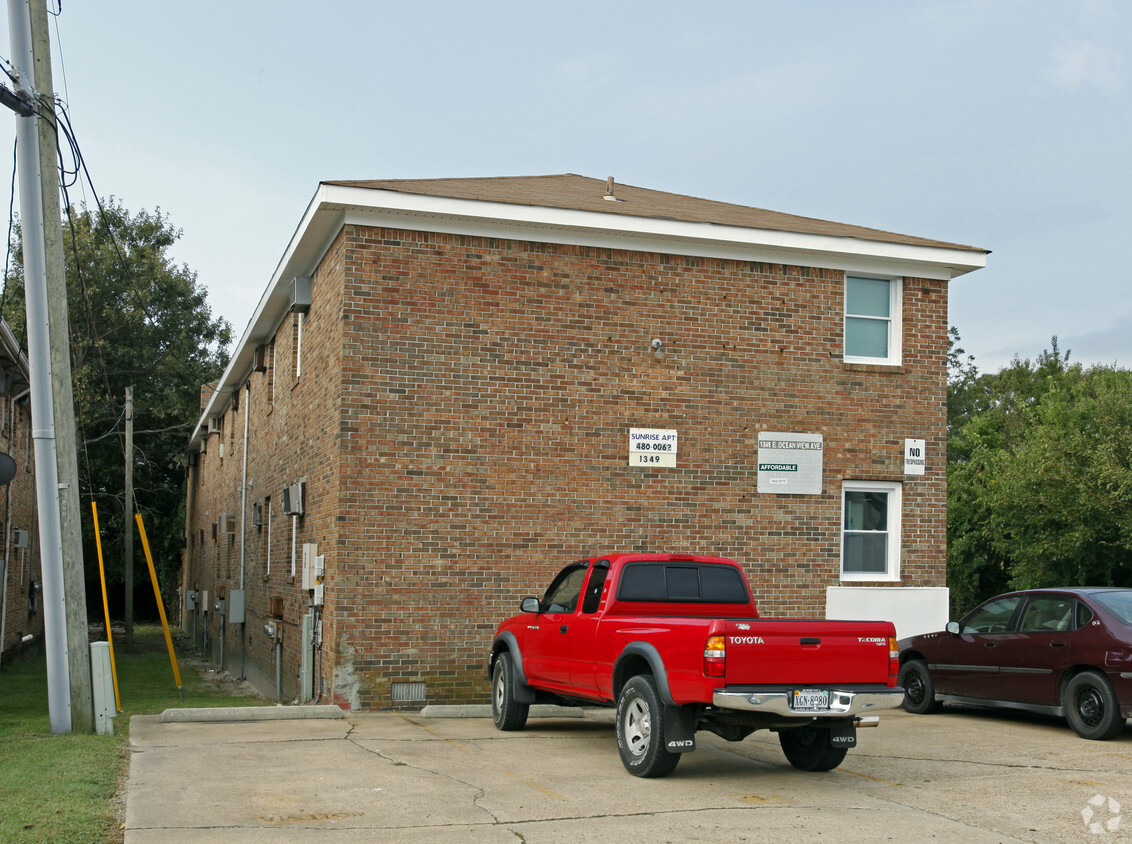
790 689 830 711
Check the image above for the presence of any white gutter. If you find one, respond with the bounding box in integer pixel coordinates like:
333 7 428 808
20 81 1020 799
187 181 989 451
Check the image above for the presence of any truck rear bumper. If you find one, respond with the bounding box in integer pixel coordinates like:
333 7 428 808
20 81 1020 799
713 686 904 718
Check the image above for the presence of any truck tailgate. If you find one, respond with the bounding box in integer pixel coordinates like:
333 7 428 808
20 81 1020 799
724 619 893 685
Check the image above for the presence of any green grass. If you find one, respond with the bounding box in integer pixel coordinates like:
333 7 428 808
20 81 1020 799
0 625 266 843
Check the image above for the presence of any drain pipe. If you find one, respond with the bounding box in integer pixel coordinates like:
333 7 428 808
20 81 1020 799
238 380 249 680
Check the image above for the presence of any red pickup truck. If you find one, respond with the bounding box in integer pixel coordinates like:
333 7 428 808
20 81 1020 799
489 553 904 777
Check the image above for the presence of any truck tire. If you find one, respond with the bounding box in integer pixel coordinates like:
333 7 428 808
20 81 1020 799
616 675 680 778
899 659 943 714
491 653 529 731
1064 670 1125 740
778 726 849 772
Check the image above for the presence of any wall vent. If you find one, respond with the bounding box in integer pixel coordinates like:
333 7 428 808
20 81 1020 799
391 682 427 703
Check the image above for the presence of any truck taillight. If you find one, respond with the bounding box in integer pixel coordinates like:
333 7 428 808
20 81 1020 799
704 635 726 678
889 637 900 680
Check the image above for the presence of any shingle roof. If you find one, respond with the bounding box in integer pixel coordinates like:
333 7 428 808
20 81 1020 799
323 173 986 254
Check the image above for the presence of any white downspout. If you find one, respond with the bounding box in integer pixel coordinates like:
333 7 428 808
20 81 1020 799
238 380 249 680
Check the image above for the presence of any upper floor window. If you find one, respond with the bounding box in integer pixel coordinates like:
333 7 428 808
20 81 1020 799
844 276 901 365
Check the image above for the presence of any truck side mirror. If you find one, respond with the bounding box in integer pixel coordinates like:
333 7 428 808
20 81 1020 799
946 621 960 635
521 597 541 614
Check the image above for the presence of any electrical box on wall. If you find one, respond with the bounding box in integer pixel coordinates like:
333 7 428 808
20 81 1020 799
282 482 305 516
311 584 324 606
301 543 318 590
227 589 246 624
13 528 29 549
200 590 209 612
186 590 198 611
289 276 312 313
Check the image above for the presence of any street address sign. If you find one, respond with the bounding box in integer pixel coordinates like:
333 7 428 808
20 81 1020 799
629 428 677 468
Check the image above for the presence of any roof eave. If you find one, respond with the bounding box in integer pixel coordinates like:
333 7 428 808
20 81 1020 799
187 183 987 451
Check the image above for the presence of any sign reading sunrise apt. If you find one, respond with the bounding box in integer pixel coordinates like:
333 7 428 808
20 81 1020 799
629 428 678 468
757 432 823 494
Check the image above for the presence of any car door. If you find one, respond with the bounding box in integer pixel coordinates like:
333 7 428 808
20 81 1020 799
522 563 589 692
931 595 1023 700
994 594 1080 706
566 561 611 698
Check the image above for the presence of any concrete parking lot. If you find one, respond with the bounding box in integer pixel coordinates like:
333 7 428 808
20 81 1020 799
125 705 1132 842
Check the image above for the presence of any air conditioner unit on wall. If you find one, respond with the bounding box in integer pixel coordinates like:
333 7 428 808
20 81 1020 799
14 528 29 549
253 345 268 372
219 514 237 535
251 501 263 528
207 417 221 435
282 482 305 516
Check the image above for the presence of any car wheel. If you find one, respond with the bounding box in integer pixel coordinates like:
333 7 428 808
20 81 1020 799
616 675 680 778
778 726 849 772
1064 670 1125 740
491 653 529 731
899 659 943 714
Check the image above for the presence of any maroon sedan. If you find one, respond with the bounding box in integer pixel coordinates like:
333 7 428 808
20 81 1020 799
898 588 1132 740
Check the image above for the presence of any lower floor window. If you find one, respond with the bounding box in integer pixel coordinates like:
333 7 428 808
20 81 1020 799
841 480 901 581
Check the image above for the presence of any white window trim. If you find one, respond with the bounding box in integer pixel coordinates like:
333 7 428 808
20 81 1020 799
840 480 901 582
843 276 902 366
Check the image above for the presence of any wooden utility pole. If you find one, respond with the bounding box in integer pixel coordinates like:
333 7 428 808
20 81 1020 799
7 0 94 733
31 0 92 734
124 386 134 647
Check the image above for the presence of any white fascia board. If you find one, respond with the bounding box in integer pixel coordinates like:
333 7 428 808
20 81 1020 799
324 184 987 280
190 186 342 447
188 182 987 447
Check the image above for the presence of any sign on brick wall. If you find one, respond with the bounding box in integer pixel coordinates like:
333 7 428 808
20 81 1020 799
628 428 678 468
904 438 926 476
757 432 823 494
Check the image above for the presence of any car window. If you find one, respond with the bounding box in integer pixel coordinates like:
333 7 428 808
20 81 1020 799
543 566 588 613
1075 602 1095 628
580 564 609 614
1018 596 1075 633
960 596 1022 633
1092 591 1132 624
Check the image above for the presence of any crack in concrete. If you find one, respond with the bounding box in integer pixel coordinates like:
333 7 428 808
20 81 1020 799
343 721 501 825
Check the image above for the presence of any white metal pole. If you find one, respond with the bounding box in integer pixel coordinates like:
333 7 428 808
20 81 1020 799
7 0 70 733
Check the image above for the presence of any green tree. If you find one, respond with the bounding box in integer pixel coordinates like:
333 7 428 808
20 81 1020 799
946 334 1132 613
3 199 230 620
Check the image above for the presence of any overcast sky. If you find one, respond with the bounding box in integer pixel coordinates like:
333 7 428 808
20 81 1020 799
2 0 1128 374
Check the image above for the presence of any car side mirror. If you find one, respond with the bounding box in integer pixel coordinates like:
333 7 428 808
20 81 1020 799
521 597 541 614
946 621 960 635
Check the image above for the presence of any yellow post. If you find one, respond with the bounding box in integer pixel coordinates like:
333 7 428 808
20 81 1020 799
90 502 121 711
135 513 182 696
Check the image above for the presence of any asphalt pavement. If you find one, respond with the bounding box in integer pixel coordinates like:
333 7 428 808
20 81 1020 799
124 704 1132 842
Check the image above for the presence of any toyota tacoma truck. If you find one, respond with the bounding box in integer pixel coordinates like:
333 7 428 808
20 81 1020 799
488 553 903 777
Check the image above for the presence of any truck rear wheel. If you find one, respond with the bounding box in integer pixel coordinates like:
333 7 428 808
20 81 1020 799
778 726 849 772
491 653 529 731
616 675 680 778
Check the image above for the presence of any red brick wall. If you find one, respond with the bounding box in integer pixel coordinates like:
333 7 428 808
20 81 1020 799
186 224 948 708
0 396 43 659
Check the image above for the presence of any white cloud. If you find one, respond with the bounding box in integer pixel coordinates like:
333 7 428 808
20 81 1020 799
1045 40 1122 92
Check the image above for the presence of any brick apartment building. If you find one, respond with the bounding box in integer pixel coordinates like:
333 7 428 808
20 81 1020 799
0 319 42 664
183 174 987 708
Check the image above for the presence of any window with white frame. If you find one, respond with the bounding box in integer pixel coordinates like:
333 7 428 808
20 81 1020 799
844 276 901 364
841 480 901 581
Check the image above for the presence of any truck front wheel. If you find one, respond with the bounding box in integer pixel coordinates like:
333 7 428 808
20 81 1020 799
778 726 849 772
491 653 529 731
616 675 680 778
